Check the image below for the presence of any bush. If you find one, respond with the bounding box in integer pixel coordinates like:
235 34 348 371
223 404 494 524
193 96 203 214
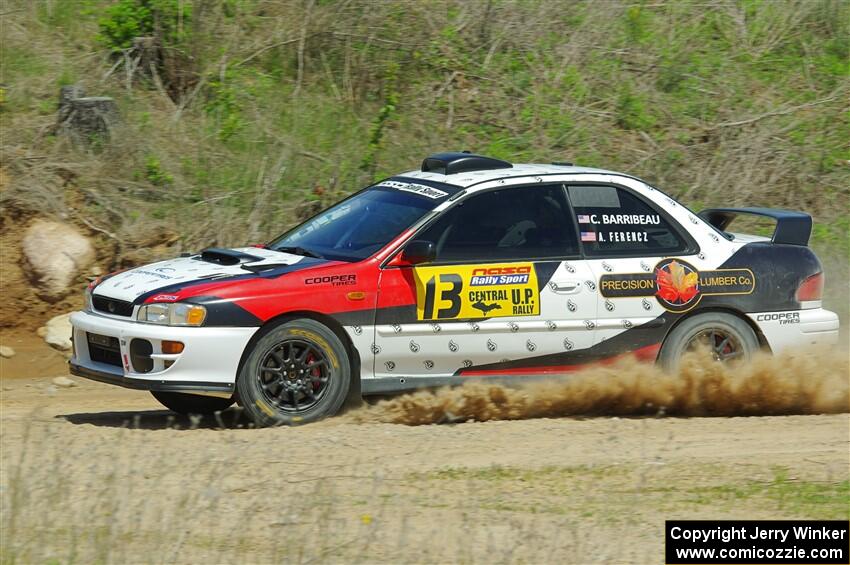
97 0 190 52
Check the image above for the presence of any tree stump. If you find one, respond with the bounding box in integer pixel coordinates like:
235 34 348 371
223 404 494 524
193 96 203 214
57 84 85 123
57 86 122 145
132 36 158 75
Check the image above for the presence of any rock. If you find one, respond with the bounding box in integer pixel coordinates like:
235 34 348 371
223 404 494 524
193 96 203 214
52 376 77 388
0 345 15 358
44 313 73 351
36 326 47 338
22 220 95 301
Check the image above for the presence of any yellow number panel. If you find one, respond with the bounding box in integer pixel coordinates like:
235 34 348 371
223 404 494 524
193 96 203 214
413 263 539 320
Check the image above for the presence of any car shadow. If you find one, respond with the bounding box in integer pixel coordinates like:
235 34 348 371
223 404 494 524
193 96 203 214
58 407 252 430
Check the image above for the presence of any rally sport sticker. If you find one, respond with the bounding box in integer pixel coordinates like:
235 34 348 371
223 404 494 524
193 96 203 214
599 258 755 313
413 263 539 320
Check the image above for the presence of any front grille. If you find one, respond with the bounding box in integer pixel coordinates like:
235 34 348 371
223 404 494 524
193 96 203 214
93 296 134 317
87 333 122 367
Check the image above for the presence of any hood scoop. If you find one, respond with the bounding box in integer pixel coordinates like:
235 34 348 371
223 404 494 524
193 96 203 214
198 247 265 265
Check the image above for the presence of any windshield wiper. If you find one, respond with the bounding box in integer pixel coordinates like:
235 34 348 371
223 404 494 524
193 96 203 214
274 246 324 259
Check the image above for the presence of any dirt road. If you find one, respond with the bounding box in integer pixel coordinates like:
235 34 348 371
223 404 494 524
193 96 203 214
1 333 848 564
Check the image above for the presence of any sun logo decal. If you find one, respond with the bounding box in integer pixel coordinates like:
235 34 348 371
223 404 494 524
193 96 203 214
655 259 700 312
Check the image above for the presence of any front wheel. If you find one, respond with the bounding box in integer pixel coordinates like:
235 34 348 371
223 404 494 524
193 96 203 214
236 319 351 427
658 312 760 373
151 391 235 414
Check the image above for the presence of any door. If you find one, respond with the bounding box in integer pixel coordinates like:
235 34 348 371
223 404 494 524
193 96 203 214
373 183 597 379
566 184 698 355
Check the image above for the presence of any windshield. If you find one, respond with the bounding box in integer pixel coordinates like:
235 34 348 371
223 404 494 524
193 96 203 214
270 182 451 262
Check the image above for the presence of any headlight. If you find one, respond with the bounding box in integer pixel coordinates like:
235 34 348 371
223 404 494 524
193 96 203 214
137 303 207 326
84 286 94 312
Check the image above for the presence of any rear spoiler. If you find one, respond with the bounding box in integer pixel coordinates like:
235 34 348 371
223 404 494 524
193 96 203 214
698 207 812 246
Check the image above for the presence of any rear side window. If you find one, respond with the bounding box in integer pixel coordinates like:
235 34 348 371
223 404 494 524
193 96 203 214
568 185 689 256
418 184 579 263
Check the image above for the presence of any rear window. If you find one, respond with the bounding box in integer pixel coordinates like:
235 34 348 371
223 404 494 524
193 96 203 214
568 185 689 256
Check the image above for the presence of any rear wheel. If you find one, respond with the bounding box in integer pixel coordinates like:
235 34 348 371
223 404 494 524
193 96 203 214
236 318 351 427
658 312 759 373
151 391 235 414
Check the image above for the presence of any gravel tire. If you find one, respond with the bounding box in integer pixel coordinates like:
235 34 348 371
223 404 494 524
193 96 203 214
658 312 759 373
236 318 351 427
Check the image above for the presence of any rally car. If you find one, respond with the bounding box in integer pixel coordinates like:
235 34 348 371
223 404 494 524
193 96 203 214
69 152 839 426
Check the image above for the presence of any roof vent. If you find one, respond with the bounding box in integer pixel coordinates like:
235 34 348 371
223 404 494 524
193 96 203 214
421 152 512 175
551 161 574 166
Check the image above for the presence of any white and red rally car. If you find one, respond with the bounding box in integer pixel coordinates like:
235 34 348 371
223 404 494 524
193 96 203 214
70 152 839 425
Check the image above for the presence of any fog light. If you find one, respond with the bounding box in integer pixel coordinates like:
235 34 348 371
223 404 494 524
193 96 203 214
162 340 185 354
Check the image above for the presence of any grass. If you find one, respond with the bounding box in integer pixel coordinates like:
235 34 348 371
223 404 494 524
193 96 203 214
684 469 850 519
417 463 850 521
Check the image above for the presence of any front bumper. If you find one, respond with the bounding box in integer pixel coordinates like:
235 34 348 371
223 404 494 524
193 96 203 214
747 307 839 353
69 310 258 393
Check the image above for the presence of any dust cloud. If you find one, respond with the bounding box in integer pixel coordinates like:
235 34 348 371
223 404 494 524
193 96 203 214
351 347 850 426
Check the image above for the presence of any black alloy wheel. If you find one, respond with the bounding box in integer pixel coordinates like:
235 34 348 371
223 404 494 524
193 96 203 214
256 338 332 412
237 318 351 426
658 312 760 373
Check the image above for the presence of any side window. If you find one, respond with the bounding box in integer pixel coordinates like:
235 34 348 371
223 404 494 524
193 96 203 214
418 185 579 263
567 185 688 256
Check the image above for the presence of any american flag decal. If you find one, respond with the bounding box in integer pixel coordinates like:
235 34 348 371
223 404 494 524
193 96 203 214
577 214 591 224
581 231 597 242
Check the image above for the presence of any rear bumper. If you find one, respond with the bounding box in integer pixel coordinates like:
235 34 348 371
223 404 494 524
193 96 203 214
747 308 839 353
69 310 258 392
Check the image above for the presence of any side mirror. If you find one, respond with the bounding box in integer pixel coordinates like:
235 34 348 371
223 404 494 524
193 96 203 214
400 240 436 265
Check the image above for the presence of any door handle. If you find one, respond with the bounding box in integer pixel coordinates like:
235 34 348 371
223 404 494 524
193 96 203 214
549 281 581 294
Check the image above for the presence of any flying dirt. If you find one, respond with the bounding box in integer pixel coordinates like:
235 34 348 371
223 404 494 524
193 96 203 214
350 347 850 425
